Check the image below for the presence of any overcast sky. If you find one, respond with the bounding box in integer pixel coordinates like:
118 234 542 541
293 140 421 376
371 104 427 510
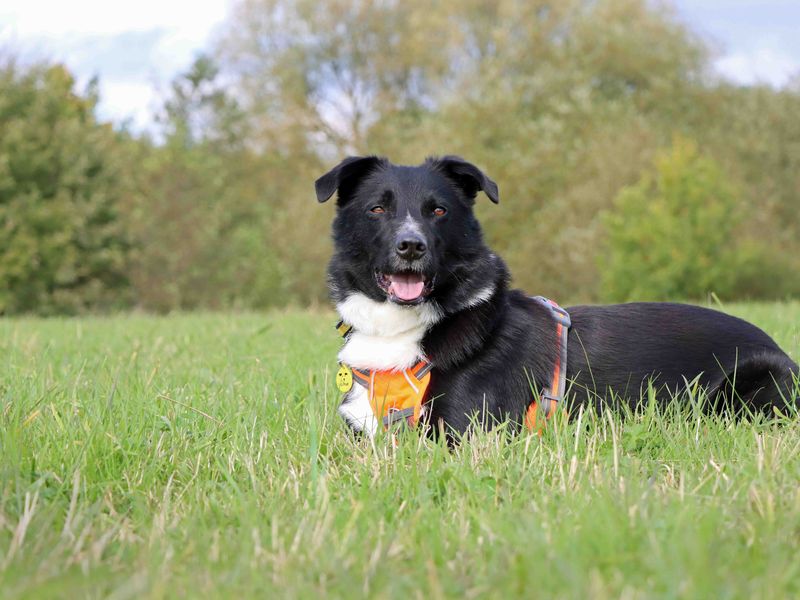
1 1 798 132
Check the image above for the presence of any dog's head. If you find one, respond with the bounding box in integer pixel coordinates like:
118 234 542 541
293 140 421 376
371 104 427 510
317 155 501 311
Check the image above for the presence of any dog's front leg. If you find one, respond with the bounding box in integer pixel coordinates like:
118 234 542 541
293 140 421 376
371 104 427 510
337 385 379 437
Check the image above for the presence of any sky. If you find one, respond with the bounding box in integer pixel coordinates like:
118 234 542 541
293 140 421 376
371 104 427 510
0 0 230 129
0 0 798 132
673 0 800 87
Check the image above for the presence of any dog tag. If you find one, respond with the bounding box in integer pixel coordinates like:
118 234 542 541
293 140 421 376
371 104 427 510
336 364 353 393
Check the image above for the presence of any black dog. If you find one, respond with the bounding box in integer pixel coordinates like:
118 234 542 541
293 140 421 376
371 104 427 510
316 155 799 437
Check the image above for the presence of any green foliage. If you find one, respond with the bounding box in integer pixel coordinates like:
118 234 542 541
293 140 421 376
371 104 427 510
126 57 276 311
126 56 329 311
215 0 746 302
601 139 747 300
1 306 798 595
126 143 283 312
0 61 131 314
4 0 800 313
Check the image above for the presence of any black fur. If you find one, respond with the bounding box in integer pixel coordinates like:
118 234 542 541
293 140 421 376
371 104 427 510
318 156 799 436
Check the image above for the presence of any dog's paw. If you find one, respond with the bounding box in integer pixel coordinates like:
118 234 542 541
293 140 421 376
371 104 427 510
337 387 379 437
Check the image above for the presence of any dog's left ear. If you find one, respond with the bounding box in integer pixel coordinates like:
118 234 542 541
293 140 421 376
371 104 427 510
430 155 499 204
315 156 385 203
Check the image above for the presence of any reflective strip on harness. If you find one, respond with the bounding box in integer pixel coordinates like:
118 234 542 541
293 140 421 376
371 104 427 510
525 296 571 431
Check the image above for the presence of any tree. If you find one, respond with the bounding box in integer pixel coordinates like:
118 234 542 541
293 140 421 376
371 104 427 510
601 138 746 301
219 0 457 155
127 56 285 311
217 0 714 301
0 59 131 314
158 54 246 150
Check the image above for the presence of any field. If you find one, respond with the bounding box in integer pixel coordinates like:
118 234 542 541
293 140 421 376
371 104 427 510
1 303 799 599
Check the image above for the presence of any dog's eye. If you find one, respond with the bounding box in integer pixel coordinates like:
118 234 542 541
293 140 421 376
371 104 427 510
369 206 386 214
433 207 447 217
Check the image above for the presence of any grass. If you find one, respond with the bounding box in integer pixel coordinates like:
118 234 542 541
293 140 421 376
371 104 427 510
1 302 799 599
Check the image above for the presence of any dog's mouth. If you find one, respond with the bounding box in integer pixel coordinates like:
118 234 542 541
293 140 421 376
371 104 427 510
375 270 433 304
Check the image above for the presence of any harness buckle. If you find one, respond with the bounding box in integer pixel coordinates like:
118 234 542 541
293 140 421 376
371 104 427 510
539 392 559 417
533 295 571 328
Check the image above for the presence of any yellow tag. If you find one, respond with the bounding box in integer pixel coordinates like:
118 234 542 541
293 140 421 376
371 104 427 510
336 364 353 393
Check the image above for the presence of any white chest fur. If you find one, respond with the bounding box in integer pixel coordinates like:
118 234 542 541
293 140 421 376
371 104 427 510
336 293 442 370
335 293 442 435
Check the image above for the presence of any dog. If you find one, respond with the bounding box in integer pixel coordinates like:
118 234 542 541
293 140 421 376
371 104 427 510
316 155 799 438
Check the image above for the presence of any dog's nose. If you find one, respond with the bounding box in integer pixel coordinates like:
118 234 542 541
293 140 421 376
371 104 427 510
396 234 427 261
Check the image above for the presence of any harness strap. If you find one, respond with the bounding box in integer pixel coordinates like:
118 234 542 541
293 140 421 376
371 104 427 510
413 361 433 379
383 406 416 427
526 296 571 431
351 366 371 388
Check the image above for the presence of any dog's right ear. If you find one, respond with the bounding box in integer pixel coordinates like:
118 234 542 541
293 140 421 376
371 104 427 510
427 155 499 204
315 156 385 203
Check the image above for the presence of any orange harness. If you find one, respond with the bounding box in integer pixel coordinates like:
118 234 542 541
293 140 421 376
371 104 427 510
335 321 432 429
352 360 432 428
335 296 570 432
524 296 572 432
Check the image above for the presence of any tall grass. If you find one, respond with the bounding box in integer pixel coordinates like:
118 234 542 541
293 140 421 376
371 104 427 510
1 304 799 598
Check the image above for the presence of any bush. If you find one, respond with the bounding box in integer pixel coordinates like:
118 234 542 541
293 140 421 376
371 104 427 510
124 57 298 312
0 61 131 314
600 139 747 301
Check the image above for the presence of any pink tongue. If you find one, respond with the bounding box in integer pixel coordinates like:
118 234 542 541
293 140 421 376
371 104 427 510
389 273 425 301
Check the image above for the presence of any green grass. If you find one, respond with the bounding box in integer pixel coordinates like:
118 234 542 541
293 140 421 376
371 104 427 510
1 303 799 599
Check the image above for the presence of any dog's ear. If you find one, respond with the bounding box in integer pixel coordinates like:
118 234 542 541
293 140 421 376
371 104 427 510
429 155 499 204
315 156 385 203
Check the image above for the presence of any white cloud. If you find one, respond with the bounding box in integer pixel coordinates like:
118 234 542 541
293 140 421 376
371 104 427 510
715 44 799 87
671 1 800 88
1 0 228 38
0 0 231 131
96 80 160 130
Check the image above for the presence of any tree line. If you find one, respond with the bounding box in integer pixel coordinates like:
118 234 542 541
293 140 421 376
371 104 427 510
2 0 799 315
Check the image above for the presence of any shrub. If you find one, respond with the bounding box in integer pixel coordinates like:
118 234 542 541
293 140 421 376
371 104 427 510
601 139 745 301
0 61 131 314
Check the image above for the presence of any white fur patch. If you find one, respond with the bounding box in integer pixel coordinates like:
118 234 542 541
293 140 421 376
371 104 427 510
337 294 441 370
339 331 425 371
399 214 423 236
337 292 441 338
338 384 379 436
461 284 495 309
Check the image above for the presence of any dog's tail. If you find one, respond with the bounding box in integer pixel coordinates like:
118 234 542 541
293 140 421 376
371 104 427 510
712 351 799 416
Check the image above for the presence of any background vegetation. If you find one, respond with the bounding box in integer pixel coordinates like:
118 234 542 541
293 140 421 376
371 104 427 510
2 0 799 314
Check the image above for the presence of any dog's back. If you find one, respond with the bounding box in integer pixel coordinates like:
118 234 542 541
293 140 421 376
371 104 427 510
565 302 799 412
